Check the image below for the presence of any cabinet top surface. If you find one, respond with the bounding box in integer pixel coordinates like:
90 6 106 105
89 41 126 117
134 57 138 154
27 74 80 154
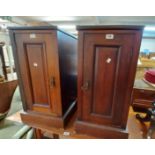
8 26 77 39
76 25 144 31
8 25 58 30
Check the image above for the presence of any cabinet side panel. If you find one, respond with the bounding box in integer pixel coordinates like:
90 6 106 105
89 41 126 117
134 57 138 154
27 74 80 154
57 31 77 114
122 31 143 128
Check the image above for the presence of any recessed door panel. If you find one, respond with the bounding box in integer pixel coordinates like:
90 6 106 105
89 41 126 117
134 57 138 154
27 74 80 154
14 32 61 115
92 46 119 116
25 43 49 106
82 33 134 127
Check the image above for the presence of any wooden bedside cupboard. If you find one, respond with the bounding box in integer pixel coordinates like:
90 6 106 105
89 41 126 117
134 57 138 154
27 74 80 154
9 26 77 129
75 26 143 138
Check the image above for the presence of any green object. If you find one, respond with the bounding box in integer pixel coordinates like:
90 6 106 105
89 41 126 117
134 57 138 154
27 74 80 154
12 125 31 139
0 113 7 121
26 128 34 139
0 119 24 139
0 16 12 21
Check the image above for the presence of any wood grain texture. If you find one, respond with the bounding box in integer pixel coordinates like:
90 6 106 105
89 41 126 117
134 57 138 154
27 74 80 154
0 80 18 114
76 26 143 138
12 32 59 115
21 101 76 129
75 120 128 139
92 46 119 116
9 26 77 128
132 88 155 111
20 107 152 139
25 43 49 106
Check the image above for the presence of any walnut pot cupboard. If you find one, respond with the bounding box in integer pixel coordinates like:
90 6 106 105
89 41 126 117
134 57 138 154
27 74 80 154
9 26 77 129
75 26 143 138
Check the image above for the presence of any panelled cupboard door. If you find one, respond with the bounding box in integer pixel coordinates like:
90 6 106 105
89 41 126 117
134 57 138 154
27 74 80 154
14 32 61 116
81 33 135 128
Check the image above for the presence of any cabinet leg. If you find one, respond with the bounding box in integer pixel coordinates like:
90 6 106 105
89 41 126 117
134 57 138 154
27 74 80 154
34 128 42 139
53 133 59 139
34 128 60 139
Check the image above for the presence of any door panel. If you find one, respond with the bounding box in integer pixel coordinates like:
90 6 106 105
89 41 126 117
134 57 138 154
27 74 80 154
14 33 60 115
82 33 134 127
92 46 119 116
25 43 49 106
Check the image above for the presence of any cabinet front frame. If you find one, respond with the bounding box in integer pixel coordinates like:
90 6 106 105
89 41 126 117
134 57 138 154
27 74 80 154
11 30 62 116
77 30 142 128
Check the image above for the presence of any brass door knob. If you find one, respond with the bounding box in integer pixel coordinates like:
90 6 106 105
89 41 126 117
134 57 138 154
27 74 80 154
81 81 89 91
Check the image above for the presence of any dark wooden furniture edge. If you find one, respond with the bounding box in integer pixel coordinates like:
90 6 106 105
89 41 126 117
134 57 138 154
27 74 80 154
8 26 57 30
21 100 76 129
8 26 77 39
76 25 144 30
132 101 153 109
75 120 128 139
132 87 155 112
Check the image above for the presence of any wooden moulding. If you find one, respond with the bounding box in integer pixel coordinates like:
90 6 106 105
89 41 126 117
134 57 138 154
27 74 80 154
75 120 128 139
21 100 77 129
